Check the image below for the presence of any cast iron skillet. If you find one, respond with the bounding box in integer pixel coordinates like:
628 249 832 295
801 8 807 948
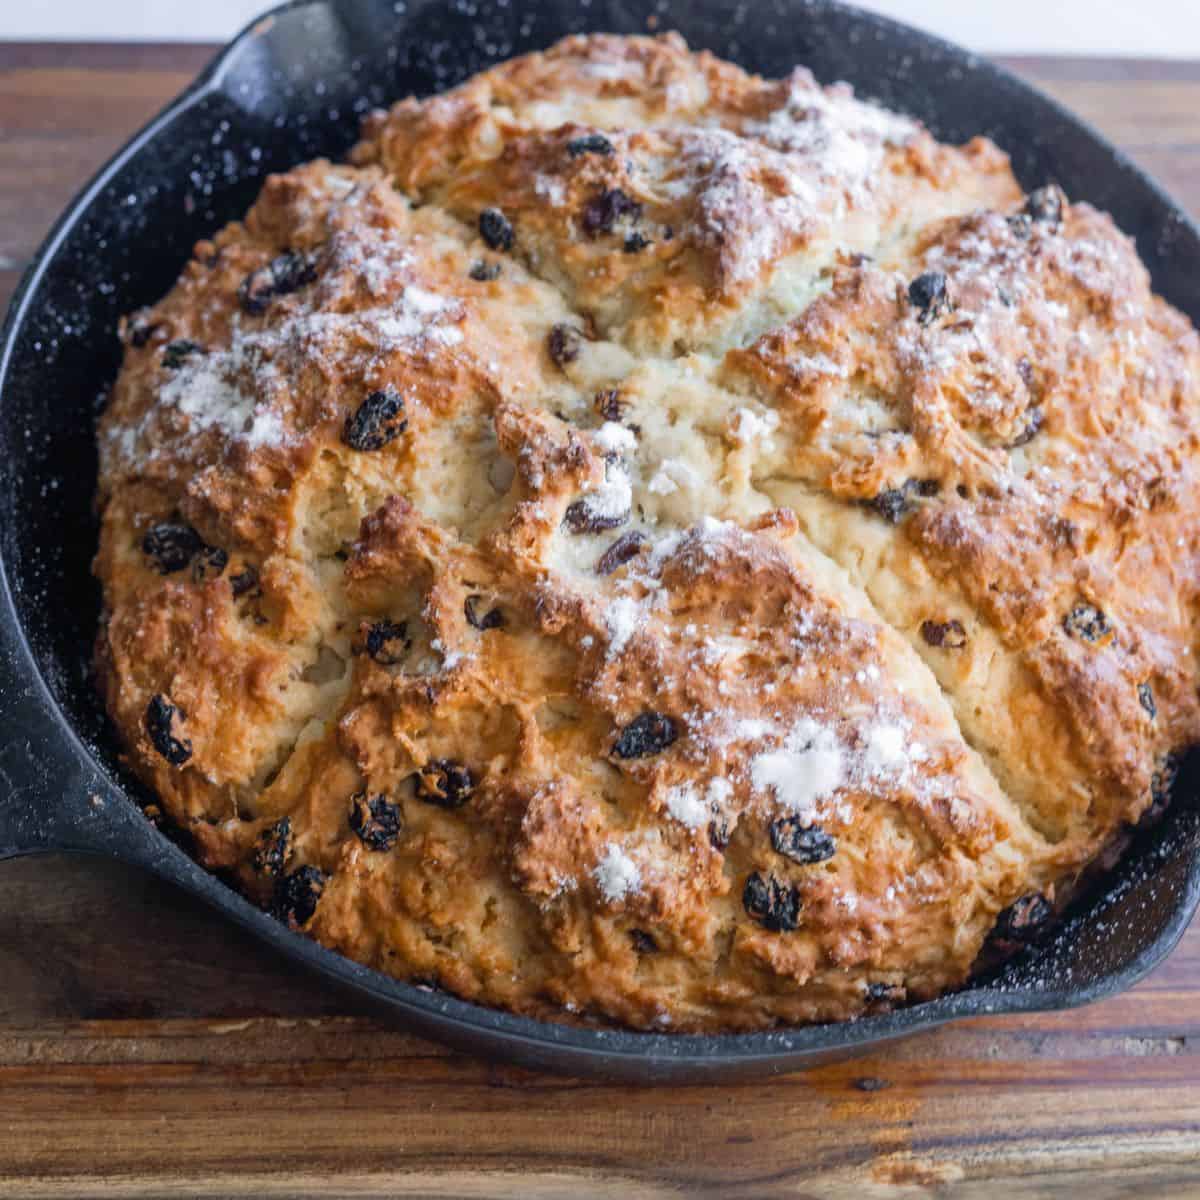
1 0 1199 1084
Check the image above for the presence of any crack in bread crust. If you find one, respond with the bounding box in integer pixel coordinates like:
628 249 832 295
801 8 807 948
94 32 1200 1032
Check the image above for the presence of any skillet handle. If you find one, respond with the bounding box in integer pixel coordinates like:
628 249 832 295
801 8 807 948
0 623 159 865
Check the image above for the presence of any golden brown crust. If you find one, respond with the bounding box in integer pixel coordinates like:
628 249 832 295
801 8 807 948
722 198 1200 857
353 34 1018 355
93 33 1200 1032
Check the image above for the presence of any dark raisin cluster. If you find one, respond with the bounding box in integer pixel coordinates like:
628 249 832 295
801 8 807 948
230 565 261 598
1008 184 1065 237
708 816 732 852
629 929 658 953
464 595 504 630
144 694 192 765
567 132 615 157
413 759 476 808
581 187 641 237
272 865 327 928
1063 603 1111 643
142 522 203 574
920 618 967 649
253 816 292 878
362 620 410 665
192 545 228 582
595 530 647 576
141 521 229 582
612 712 678 759
479 207 515 251
768 816 836 865
343 386 408 451
907 270 950 325
547 324 584 367
237 250 318 315
1009 405 1044 448
349 792 404 851
742 872 801 932
469 259 502 282
563 494 628 534
869 478 939 524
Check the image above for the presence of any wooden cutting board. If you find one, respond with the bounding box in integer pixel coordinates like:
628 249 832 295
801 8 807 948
3 44 1200 1198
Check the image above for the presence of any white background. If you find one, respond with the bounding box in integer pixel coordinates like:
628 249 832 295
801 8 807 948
0 0 1196 56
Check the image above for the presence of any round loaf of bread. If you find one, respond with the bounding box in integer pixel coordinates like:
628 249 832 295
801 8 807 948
94 33 1200 1031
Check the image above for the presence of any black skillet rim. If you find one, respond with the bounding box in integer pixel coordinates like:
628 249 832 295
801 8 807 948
0 0 1198 1080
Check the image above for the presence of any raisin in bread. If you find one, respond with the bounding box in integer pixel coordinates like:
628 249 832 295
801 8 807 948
94 33 1200 1031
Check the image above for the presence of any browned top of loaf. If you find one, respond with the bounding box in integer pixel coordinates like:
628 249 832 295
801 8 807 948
93 32 1200 1032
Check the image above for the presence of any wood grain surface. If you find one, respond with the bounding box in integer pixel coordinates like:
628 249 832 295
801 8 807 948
3 44 1200 1198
